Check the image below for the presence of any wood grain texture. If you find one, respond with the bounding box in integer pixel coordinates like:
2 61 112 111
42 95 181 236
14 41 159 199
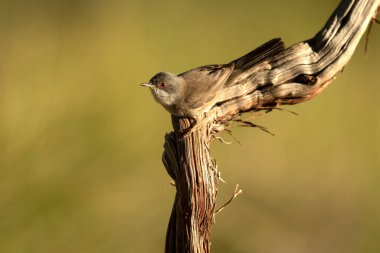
210 0 380 125
162 0 379 252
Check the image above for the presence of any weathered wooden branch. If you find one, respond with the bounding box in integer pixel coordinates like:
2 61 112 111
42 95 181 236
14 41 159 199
162 0 379 252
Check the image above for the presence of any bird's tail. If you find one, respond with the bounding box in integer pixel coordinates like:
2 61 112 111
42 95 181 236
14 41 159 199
231 38 285 71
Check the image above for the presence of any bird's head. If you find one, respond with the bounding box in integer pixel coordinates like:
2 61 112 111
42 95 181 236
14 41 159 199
141 72 184 108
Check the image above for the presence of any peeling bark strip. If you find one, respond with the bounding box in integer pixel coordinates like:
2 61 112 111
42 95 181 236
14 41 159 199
162 1 379 252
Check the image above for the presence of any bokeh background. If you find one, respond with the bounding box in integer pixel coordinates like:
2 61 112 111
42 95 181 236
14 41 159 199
0 0 379 252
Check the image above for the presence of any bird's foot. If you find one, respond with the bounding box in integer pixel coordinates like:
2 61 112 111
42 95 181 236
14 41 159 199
179 117 207 139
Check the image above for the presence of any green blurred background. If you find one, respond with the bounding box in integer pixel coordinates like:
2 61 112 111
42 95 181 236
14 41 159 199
0 0 379 252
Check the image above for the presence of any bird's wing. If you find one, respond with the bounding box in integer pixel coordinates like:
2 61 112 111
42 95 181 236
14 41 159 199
179 64 234 109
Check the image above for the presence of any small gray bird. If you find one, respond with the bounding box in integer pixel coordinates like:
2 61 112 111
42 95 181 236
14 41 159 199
141 38 284 118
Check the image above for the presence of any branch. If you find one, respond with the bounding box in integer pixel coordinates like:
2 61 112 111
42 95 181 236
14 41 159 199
207 0 379 128
162 1 379 252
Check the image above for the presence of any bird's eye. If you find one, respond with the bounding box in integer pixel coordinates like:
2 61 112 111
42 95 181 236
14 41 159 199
159 82 166 88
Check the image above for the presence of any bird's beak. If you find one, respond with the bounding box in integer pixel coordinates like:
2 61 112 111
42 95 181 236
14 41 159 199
140 82 154 88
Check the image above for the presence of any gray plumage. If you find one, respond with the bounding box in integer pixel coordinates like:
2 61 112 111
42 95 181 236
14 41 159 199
141 38 284 117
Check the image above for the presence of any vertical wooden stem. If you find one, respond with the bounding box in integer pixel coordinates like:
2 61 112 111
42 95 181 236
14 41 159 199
163 116 218 253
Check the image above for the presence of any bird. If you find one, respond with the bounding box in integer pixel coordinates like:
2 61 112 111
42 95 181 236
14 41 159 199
141 38 284 119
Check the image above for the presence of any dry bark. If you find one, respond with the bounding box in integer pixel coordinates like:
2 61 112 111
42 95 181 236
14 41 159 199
161 0 380 252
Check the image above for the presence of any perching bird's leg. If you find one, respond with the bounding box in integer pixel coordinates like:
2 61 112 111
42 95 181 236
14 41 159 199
179 116 209 139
